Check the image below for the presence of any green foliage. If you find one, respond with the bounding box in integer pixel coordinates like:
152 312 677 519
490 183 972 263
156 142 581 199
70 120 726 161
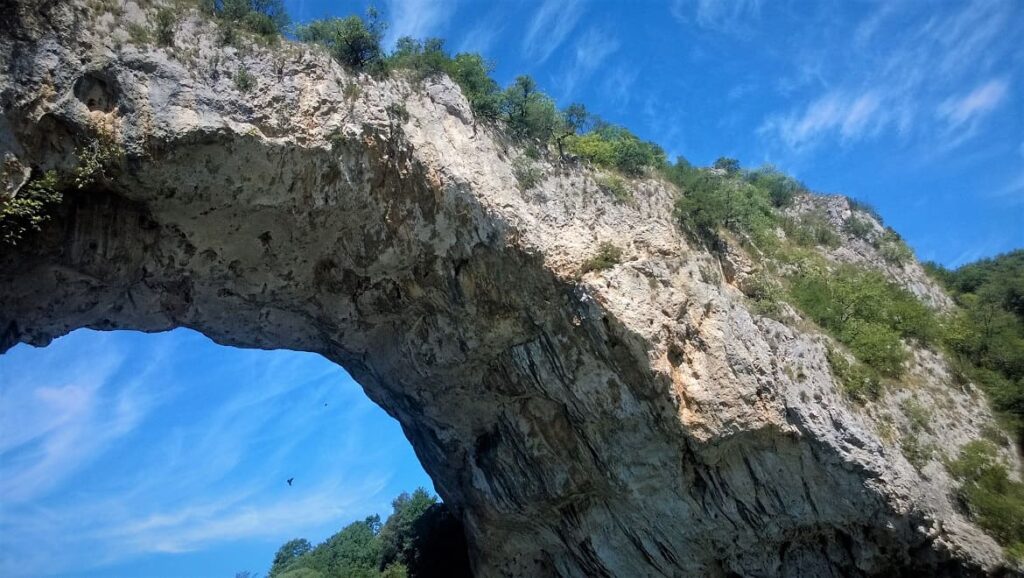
843 215 875 240
788 264 938 377
742 273 784 317
270 539 312 577
947 441 1024 555
580 242 623 274
73 134 121 190
782 212 840 248
825 345 882 403
878 229 914 264
234 66 256 92
931 251 1024 443
377 489 436 571
744 164 803 208
554 103 588 158
671 160 776 249
127 22 152 44
155 8 177 46
446 53 501 120
713 157 740 174
208 0 289 40
512 157 542 190
849 197 883 222
1 171 62 247
269 488 469 578
596 175 631 204
389 37 449 79
566 124 664 176
297 11 385 70
500 75 559 141
901 431 934 470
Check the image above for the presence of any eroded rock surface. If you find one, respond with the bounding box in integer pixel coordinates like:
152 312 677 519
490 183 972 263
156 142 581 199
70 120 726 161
0 2 1017 576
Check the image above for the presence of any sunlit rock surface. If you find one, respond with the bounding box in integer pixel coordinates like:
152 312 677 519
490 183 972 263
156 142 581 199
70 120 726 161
0 2 1016 576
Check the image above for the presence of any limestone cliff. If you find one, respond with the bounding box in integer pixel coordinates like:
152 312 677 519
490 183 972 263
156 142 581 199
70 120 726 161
1 2 1019 576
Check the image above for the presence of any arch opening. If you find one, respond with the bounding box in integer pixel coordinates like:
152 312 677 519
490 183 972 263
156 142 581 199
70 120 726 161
0 327 458 578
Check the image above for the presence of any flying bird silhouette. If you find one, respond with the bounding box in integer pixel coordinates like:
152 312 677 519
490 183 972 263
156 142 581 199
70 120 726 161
287 477 294 486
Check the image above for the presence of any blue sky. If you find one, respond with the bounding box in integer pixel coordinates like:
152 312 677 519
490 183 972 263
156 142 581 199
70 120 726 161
0 329 433 577
288 0 1023 267
2 1 1023 577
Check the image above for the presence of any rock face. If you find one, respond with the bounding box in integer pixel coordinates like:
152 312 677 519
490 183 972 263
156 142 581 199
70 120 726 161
0 2 1017 576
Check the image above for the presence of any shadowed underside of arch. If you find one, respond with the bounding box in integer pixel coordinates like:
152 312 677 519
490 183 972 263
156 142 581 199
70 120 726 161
0 2 1009 576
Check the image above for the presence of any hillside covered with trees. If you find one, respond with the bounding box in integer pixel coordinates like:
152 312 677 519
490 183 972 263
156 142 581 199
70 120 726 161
266 489 470 578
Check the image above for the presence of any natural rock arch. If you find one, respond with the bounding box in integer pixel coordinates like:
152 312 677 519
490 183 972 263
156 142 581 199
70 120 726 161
0 3 1009 576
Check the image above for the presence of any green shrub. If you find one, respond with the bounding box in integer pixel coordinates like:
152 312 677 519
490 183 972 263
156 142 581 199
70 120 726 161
901 397 933 433
127 22 151 44
840 319 906 377
73 134 121 190
566 124 664 176
673 168 776 249
154 8 176 46
745 164 803 208
826 346 882 403
849 198 883 222
389 36 449 79
947 441 1024 554
511 157 542 190
297 12 385 70
787 264 938 377
385 103 409 123
901 431 934 470
843 215 874 240
743 273 785 316
446 53 501 120
713 157 740 174
782 212 840 248
234 66 256 92
1 171 62 247
580 242 623 274
596 175 630 204
500 76 559 142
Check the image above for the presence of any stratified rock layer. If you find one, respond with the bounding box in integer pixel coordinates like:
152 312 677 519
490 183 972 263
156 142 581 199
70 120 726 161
0 2 1016 576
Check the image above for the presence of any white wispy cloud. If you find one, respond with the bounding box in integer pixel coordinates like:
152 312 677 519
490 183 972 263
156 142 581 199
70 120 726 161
522 0 585 64
383 0 456 48
458 20 503 55
601 65 639 108
759 91 884 151
759 0 1018 155
937 78 1009 128
670 0 763 34
558 27 620 99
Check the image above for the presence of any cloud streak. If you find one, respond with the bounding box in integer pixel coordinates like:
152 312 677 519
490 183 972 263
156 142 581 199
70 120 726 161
758 0 1018 155
383 0 455 48
558 26 620 99
522 0 584 64
671 0 763 34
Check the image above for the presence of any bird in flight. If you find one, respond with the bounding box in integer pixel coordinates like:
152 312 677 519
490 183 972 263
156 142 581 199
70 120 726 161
287 477 294 486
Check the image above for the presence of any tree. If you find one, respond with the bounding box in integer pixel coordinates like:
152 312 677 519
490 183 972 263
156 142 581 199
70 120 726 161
377 489 437 570
745 164 803 208
389 37 449 78
212 0 289 35
500 76 559 141
447 53 500 120
713 157 740 174
269 539 312 576
297 11 386 69
554 103 588 158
